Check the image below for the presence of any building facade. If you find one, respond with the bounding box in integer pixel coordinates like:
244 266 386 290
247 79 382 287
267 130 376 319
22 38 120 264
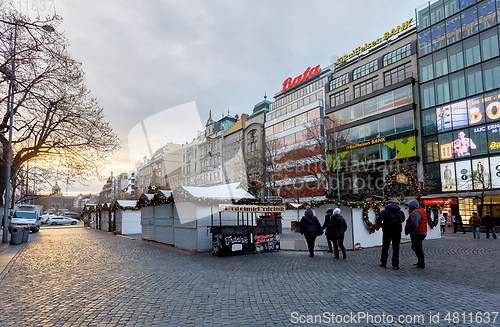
417 0 500 218
325 19 419 200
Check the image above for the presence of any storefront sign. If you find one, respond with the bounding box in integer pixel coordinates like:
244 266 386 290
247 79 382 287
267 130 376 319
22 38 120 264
219 204 286 213
280 65 321 93
396 172 408 184
346 137 387 150
336 18 413 65
423 198 458 205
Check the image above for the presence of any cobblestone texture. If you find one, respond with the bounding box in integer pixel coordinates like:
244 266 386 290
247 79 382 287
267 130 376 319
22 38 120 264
0 226 499 326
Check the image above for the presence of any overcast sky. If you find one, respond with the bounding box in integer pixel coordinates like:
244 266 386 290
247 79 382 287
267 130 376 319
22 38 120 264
15 0 425 195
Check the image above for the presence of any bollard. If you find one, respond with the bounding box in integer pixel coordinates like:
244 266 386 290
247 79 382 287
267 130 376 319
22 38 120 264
22 227 29 242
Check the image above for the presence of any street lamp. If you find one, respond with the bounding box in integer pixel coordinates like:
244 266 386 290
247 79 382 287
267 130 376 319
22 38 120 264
325 116 340 200
1 20 54 243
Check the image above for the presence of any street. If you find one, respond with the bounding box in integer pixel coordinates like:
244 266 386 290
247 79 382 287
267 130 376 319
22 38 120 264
0 226 499 326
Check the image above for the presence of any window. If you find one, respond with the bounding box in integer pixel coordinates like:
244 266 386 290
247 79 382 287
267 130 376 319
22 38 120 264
353 60 378 80
422 108 438 135
395 111 414 133
433 49 448 78
483 58 500 91
478 0 497 31
465 65 483 95
419 55 433 82
469 126 488 155
384 62 412 86
366 144 380 163
331 89 349 107
418 29 433 56
354 76 378 98
449 71 466 101
364 121 379 140
430 0 445 25
424 136 439 162
417 5 431 31
351 125 365 143
438 132 454 160
421 81 436 109
330 73 349 90
444 0 460 18
480 28 500 61
461 5 479 39
464 35 481 67
435 76 450 105
432 22 447 51
446 14 462 45
383 43 411 66
448 42 464 72
379 116 395 136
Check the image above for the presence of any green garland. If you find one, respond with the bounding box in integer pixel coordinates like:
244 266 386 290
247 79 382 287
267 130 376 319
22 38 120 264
382 167 422 203
425 204 441 229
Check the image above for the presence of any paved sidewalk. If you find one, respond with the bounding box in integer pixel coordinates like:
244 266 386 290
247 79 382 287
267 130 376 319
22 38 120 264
0 225 499 326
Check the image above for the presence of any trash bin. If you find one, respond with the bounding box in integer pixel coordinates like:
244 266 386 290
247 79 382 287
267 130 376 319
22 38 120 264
22 227 29 242
9 226 23 245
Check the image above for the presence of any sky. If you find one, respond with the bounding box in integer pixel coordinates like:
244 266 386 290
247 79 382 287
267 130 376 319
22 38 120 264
11 0 425 195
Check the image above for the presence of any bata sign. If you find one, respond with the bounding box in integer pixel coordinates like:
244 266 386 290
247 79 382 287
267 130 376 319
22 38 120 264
219 204 286 213
337 18 413 65
280 65 321 93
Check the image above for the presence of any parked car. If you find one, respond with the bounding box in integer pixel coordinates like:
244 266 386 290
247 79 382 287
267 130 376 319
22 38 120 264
41 214 56 224
46 216 79 225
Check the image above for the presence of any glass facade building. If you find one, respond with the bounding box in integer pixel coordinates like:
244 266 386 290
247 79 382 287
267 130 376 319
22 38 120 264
417 0 500 217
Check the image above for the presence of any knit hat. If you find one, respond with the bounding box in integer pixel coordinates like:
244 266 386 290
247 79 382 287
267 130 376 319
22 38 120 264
306 206 311 210
326 208 333 213
333 208 341 215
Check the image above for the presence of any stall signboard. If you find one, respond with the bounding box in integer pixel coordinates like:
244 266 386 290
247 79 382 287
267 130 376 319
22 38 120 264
219 204 286 213
423 198 458 205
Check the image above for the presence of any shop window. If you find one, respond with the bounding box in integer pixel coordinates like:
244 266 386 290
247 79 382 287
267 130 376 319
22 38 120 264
435 76 451 105
419 55 434 82
480 28 500 61
464 35 481 67
465 65 484 95
433 49 448 78
487 121 500 153
424 136 439 162
381 140 397 161
482 58 500 91
365 144 380 163
395 111 414 133
439 132 454 159
352 147 366 165
425 163 441 193
448 42 464 73
421 81 436 109
469 126 488 155
449 71 466 101
422 109 438 135
461 5 479 39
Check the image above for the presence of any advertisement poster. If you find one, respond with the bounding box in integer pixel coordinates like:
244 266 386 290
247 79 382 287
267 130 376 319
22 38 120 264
440 142 453 160
489 155 500 188
451 130 476 157
451 101 468 129
455 160 472 191
440 163 456 192
468 96 485 126
436 105 452 132
472 158 490 190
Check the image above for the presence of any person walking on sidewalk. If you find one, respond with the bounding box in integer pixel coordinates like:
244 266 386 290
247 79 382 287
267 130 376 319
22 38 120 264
439 214 447 234
482 212 497 239
300 206 323 257
453 213 466 234
375 200 405 270
405 200 428 269
322 208 334 253
470 212 481 239
326 208 348 259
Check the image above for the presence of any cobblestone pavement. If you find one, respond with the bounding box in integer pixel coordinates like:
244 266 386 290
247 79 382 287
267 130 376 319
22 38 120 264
0 226 499 327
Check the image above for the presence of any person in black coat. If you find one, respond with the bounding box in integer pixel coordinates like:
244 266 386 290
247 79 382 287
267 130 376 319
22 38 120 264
482 212 497 239
300 206 323 257
453 213 466 234
375 200 406 270
322 208 334 253
326 208 348 259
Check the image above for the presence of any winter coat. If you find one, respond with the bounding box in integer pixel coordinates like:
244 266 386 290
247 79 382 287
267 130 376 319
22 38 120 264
375 203 405 233
482 214 495 228
470 215 481 228
405 206 428 236
300 210 322 234
327 213 348 238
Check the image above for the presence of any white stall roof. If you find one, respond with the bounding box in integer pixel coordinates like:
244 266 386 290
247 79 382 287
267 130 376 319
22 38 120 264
116 200 137 207
144 194 155 200
159 190 172 198
181 183 255 200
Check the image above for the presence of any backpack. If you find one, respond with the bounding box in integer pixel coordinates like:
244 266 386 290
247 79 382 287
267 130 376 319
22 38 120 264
384 210 399 228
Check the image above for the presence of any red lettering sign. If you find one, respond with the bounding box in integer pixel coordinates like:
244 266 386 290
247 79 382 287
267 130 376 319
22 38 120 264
254 234 274 245
422 198 457 205
280 65 321 93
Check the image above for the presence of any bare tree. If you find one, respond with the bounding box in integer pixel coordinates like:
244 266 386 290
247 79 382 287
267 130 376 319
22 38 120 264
0 11 119 205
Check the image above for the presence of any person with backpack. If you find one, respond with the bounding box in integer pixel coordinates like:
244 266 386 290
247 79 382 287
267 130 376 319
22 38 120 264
375 200 406 270
326 208 348 259
299 206 323 257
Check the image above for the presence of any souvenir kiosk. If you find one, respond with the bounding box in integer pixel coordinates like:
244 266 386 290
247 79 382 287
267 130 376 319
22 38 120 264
112 200 141 235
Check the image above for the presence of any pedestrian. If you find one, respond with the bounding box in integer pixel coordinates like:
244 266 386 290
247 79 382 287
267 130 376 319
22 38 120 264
405 200 428 269
299 206 323 257
326 208 348 259
322 208 334 253
469 212 481 238
453 213 466 234
439 214 447 234
375 200 405 270
482 212 497 239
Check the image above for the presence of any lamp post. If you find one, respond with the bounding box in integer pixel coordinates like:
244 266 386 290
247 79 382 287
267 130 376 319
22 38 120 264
325 116 340 200
1 20 54 243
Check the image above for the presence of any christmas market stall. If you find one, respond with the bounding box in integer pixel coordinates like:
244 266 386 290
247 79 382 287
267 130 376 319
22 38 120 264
138 193 155 241
111 200 141 235
99 203 111 232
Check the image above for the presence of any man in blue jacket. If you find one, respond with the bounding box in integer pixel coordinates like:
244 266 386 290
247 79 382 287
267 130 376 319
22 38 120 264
376 200 406 270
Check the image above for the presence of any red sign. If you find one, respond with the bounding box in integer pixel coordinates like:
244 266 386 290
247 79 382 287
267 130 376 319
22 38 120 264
422 198 457 205
280 65 321 93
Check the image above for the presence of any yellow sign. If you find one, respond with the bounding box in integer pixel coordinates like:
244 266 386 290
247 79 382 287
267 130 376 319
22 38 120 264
346 137 386 150
396 172 408 184
337 18 413 66
219 204 286 213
